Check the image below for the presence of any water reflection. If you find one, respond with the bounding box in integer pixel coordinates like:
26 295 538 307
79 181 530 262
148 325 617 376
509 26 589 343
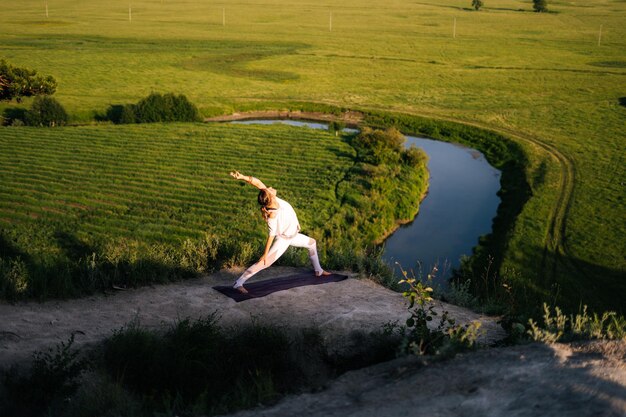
383 137 500 286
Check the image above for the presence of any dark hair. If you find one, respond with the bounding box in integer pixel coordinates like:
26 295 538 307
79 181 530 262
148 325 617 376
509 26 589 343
258 189 272 220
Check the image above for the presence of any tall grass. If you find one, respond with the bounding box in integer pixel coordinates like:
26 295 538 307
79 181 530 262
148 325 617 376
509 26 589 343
0 316 401 417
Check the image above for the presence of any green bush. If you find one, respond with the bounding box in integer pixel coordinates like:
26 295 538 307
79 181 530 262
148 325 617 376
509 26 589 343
403 145 427 168
351 127 405 165
395 265 482 357
107 93 200 124
24 96 68 127
0 257 29 301
532 0 548 12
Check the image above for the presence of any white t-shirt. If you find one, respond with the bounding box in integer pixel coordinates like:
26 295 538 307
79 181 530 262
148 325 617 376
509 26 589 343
267 197 301 238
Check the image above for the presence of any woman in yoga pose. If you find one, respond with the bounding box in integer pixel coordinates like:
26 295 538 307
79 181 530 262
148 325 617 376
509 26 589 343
229 171 331 294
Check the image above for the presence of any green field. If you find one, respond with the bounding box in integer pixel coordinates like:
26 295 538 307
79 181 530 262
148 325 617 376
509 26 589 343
0 0 625 311
0 122 426 298
0 123 353 242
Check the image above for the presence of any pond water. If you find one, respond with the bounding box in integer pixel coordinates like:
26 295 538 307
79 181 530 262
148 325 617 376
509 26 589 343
231 119 501 287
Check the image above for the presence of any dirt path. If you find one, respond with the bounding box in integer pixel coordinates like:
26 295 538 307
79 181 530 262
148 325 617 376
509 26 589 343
0 267 504 369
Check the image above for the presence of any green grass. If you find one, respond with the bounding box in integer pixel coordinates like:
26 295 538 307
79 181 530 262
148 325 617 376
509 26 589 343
0 123 351 242
0 122 427 298
0 0 624 311
0 123 352 294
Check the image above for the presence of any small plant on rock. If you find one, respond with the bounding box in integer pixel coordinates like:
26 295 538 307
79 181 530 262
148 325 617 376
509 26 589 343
396 264 482 357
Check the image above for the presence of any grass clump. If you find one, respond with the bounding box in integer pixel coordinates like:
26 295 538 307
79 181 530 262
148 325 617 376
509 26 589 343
2 334 86 417
527 303 626 344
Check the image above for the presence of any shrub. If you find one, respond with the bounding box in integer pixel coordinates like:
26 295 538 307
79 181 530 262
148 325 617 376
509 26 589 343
472 0 483 10
396 265 482 357
402 145 427 168
102 316 315 415
532 0 548 12
328 120 346 135
2 334 86 417
0 257 29 301
351 127 405 165
104 104 136 124
1 107 27 126
107 93 200 124
24 96 68 127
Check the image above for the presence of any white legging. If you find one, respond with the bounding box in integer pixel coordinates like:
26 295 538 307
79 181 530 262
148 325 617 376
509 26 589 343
233 233 323 288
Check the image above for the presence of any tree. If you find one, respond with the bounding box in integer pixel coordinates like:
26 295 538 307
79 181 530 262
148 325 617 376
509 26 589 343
472 0 484 10
24 96 68 127
107 92 200 124
352 127 406 165
0 59 57 102
533 0 548 12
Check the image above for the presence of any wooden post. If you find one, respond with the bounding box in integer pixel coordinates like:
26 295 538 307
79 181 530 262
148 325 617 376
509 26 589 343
223 7 225 26
45 1 48 18
129 4 132 22
598 24 603 46
329 11 332 32
453 17 456 39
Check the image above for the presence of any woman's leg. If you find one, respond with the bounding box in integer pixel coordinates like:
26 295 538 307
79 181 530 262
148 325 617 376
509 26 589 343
289 233 325 276
233 237 291 288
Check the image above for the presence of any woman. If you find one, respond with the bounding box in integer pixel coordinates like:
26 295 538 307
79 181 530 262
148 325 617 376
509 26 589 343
229 171 331 294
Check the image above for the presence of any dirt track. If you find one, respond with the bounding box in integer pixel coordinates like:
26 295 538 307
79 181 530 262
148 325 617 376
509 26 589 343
0 267 504 369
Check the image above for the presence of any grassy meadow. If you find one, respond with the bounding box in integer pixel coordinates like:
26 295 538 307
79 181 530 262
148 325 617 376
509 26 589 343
0 0 624 311
0 122 427 298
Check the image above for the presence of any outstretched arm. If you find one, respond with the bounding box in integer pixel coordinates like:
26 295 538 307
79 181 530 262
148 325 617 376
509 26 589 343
229 171 267 190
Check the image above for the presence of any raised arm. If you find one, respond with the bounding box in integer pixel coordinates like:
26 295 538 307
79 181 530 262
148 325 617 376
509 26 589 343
229 171 267 190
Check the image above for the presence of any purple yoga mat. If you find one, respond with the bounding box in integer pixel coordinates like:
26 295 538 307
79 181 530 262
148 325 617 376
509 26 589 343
213 272 349 302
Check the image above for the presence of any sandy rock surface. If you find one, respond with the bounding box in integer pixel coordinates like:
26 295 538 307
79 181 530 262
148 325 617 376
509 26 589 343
0 267 503 368
2 267 624 417
220 341 626 417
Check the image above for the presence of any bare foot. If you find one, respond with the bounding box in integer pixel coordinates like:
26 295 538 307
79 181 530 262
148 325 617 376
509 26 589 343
315 271 332 278
235 286 249 294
